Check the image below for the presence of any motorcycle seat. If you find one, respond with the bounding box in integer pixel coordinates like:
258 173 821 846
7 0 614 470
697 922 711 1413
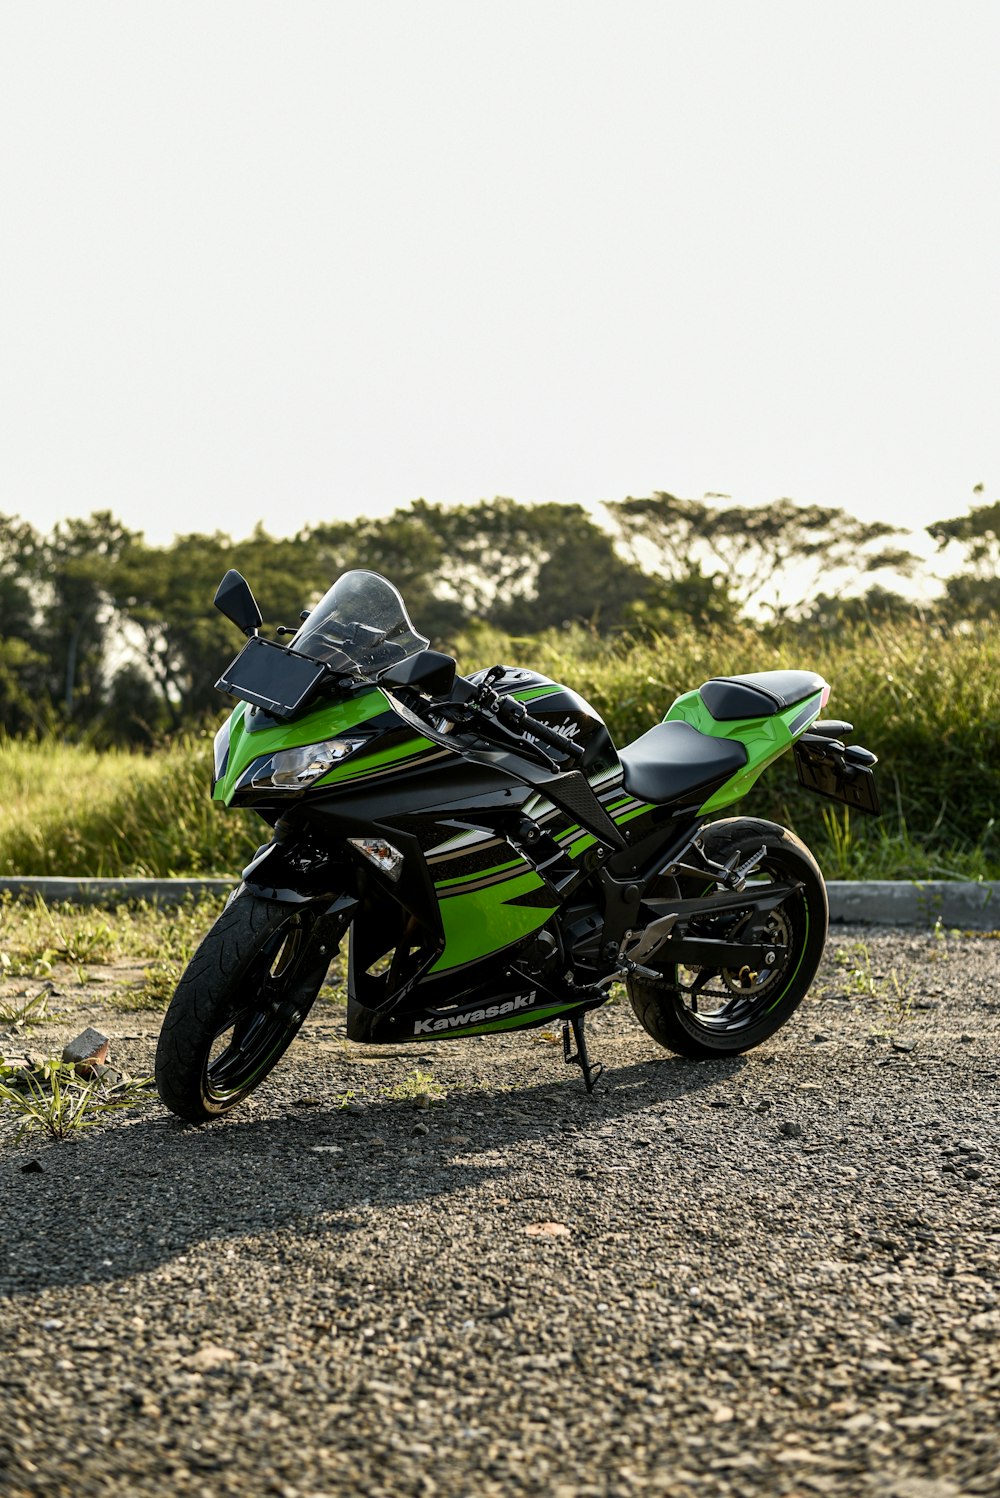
699 670 826 722
618 720 748 806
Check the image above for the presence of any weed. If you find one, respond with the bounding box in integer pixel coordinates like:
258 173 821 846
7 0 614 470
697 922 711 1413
880 967 913 1030
318 982 348 1007
0 986 51 1028
0 1057 152 1141
832 938 913 1035
382 1068 447 1104
833 940 882 998
127 962 183 1010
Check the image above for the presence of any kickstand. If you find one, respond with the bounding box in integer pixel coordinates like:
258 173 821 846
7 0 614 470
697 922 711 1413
562 1012 604 1094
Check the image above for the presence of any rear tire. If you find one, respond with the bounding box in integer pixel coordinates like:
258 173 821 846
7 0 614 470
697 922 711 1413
627 818 828 1059
155 891 334 1123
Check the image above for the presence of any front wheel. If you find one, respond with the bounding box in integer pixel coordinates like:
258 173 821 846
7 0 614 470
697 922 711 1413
627 818 828 1059
155 891 336 1123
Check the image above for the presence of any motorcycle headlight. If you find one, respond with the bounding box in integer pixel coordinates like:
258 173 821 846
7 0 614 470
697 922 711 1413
250 737 367 791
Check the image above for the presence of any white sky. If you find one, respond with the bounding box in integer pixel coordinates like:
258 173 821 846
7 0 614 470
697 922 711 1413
1 1 997 548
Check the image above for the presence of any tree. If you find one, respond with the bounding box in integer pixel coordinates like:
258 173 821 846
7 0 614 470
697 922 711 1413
110 528 321 727
927 487 1000 621
799 585 926 632
608 493 917 618
37 512 137 722
0 636 52 736
0 514 43 640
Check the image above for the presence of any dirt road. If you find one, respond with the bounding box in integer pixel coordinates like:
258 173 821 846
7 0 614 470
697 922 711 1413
1 924 998 1497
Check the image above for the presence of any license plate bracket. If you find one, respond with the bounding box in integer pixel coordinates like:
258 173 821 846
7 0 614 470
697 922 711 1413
794 743 881 816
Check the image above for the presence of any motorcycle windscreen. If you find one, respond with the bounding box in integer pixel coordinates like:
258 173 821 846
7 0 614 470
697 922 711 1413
215 636 329 718
794 743 881 816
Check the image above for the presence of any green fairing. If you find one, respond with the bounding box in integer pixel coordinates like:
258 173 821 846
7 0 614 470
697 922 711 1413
214 686 394 805
215 682 562 806
431 868 558 973
664 689 823 813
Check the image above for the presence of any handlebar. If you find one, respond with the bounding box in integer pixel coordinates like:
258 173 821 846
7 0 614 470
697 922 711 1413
430 672 586 766
494 693 586 762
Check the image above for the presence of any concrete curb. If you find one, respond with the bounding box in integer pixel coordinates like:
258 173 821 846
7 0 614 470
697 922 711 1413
1 876 998 929
825 880 999 930
0 877 234 907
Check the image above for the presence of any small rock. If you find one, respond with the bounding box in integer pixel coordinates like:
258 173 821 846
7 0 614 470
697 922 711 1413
523 1221 570 1238
755 1100 773 1114
293 1095 321 1107
958 1033 974 1043
891 1040 916 1053
780 1120 804 1139
20 1159 43 1174
411 1122 430 1137
187 1343 238 1372
62 1028 110 1073
88 1064 123 1087
343 1101 367 1116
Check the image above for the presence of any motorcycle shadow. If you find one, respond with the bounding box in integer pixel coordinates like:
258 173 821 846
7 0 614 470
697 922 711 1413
5 1053 748 1297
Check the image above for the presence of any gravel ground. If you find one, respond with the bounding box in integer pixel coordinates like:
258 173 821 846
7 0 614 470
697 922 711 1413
1 922 998 1498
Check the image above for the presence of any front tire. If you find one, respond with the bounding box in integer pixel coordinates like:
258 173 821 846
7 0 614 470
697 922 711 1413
627 818 828 1059
155 891 334 1123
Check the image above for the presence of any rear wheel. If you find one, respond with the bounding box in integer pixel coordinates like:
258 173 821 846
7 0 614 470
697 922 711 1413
627 818 828 1059
155 891 336 1123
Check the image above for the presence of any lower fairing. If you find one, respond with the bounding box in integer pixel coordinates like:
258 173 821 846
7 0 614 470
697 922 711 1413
345 962 600 1044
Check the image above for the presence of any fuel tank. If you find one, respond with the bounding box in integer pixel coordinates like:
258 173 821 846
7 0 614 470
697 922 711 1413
467 665 621 785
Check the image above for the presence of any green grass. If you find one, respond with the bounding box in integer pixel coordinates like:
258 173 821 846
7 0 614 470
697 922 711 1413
0 893 350 1012
0 737 259 877
0 1055 152 1141
2 617 998 880
0 894 226 1010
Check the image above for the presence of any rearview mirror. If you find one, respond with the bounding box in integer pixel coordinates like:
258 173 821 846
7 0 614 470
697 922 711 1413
214 570 263 637
381 649 457 698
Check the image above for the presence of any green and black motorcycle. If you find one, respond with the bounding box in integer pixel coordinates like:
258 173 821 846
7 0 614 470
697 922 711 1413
155 569 880 1122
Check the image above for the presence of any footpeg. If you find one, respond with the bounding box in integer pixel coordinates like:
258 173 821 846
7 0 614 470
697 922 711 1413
728 844 767 891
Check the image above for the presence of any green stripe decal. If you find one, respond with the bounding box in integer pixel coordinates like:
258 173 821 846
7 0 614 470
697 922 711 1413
512 686 563 703
434 857 525 890
315 735 437 786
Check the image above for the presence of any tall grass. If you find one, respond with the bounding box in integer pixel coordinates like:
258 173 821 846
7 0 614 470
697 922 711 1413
1 618 997 879
0 736 260 877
